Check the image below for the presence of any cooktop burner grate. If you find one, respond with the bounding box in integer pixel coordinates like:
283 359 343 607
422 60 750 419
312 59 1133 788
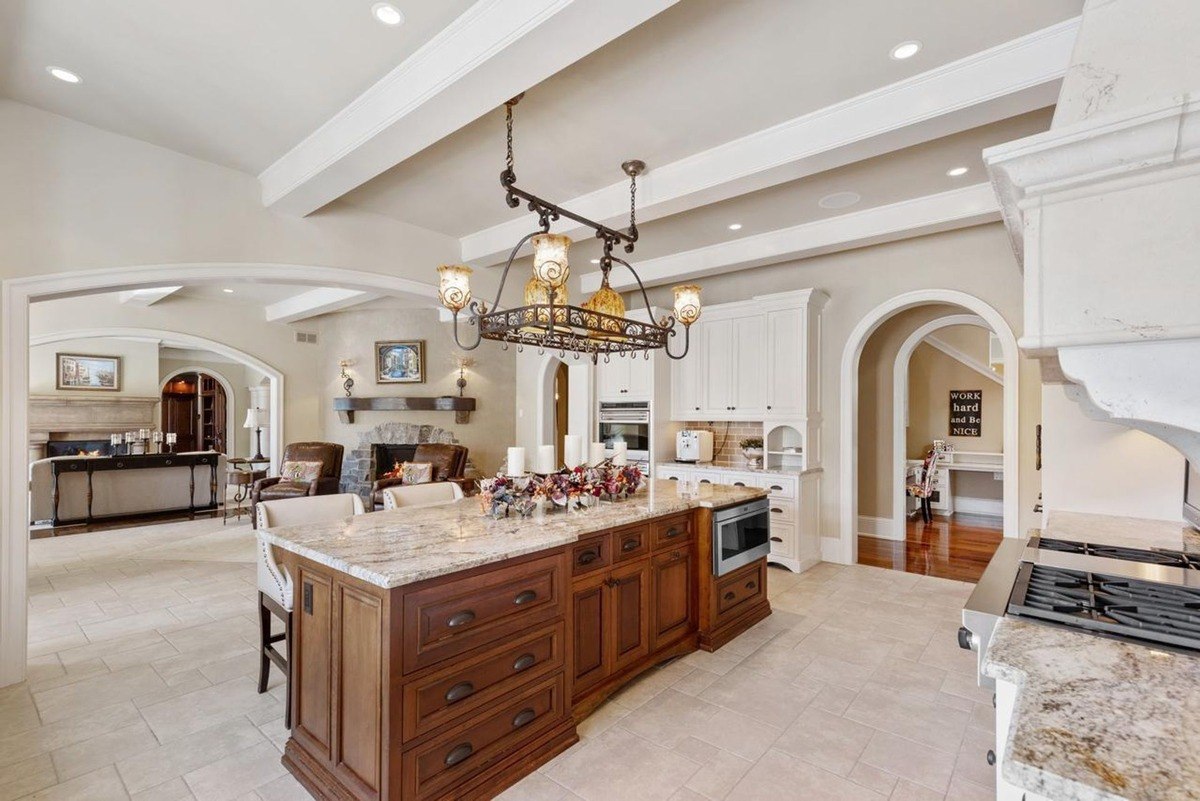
1034 537 1200 570
1009 563 1200 652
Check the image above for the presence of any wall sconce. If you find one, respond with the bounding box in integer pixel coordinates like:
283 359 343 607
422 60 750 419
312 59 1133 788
453 356 475 397
339 359 355 397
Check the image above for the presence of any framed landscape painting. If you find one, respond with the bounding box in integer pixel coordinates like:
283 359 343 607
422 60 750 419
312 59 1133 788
375 340 425 384
56 353 122 391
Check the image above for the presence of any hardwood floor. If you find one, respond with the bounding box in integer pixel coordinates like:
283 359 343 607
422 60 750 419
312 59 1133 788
857 514 1003 583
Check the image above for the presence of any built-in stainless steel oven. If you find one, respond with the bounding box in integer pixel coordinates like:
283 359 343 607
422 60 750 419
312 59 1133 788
597 402 650 463
712 498 771 576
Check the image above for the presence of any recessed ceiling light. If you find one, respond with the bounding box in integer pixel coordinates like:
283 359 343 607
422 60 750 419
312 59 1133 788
371 3 404 26
222 288 234 294
727 223 743 231
946 166 969 177
818 191 862 210
47 66 81 84
889 41 922 60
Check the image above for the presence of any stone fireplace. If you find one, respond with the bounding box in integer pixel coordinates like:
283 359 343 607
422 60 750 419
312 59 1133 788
29 395 159 463
341 422 470 499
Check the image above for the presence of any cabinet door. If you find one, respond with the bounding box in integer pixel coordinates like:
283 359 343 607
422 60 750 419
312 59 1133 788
596 358 630 400
607 560 651 673
701 318 734 415
571 573 609 694
650 547 694 650
626 353 655 399
670 323 704 419
765 308 804 417
732 315 767 416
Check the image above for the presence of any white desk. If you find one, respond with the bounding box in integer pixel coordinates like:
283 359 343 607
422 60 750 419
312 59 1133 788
906 452 1003 517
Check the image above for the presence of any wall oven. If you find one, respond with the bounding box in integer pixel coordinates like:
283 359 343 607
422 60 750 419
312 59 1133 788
712 498 771 576
597 402 650 463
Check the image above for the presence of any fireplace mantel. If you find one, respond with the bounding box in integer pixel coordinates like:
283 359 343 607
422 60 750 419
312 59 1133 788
29 394 159 460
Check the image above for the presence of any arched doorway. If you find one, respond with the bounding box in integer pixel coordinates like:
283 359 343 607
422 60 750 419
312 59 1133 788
838 290 1020 566
161 370 230 453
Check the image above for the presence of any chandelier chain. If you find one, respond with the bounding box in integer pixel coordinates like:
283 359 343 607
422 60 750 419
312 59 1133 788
505 101 515 175
629 172 637 235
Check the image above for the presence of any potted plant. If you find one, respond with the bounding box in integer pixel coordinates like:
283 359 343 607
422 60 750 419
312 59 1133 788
740 437 764 469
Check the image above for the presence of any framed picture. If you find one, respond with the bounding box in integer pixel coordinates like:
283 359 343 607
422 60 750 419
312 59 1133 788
56 353 122 391
375 340 425 384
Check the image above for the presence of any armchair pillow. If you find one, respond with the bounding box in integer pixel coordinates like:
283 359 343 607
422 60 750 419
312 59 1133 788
400 461 433 485
280 460 323 486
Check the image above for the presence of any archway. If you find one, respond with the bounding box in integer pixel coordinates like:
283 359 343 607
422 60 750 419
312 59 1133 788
1 263 439 686
159 367 237 454
534 351 593 457
839 290 1020 566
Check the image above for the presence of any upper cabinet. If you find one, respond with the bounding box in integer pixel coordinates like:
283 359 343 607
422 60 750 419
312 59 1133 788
670 289 826 423
596 353 655 400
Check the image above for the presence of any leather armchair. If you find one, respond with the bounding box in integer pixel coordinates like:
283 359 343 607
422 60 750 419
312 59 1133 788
252 442 345 528
371 443 468 509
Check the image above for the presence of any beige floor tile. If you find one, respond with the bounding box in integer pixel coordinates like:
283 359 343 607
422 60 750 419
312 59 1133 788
798 653 875 691
139 678 277 743
736 640 813 682
670 666 720 697
245 773 310 801
774 705 876 776
686 706 782 762
575 699 629 740
494 771 573 801
129 778 195 801
699 667 817 729
0 687 41 739
944 775 992 801
181 742 285 801
848 762 898 796
889 778 944 801
809 683 858 716
682 744 753 800
726 749 885 800
20 765 130 800
859 731 956 794
542 727 701 801
619 689 720 749
28 658 111 693
50 721 158 781
55 632 169 668
0 754 58 801
33 665 167 724
116 717 268 794
80 610 182 644
0 702 143 770
953 727 996 789
844 685 969 752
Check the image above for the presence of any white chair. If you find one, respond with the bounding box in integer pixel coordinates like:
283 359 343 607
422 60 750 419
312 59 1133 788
255 493 366 727
381 481 464 510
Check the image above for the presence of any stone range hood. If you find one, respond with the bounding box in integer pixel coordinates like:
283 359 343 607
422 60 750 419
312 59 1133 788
984 94 1200 464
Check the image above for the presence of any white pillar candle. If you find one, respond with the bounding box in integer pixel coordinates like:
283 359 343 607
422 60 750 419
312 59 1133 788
506 447 526 476
563 435 583 469
612 441 628 465
536 445 556 473
589 442 606 467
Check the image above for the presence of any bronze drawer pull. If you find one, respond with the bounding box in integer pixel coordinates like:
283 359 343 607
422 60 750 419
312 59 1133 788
622 538 640 552
699 479 712 484
444 743 473 767
577 550 600 565
770 536 783 542
513 589 538 605
447 610 475 628
723 591 736 601
770 484 783 491
444 681 475 703
664 527 683 538
746 581 756 590
733 482 746 487
512 707 537 728
512 653 536 672
770 507 783 514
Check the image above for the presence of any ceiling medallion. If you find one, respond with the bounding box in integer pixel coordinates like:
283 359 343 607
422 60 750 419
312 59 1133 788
436 94 701 362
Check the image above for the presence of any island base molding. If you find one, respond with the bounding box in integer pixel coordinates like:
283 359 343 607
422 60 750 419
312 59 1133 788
275 503 771 801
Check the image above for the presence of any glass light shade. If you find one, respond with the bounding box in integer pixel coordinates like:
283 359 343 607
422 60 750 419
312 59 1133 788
582 281 626 340
530 233 571 289
673 284 701 326
522 274 568 328
437 264 472 312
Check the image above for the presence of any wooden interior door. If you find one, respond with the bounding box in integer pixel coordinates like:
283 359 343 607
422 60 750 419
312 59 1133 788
161 373 198 452
200 375 228 453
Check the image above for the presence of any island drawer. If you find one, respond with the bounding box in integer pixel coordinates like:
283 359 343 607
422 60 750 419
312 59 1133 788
570 535 611 576
714 560 766 620
402 553 565 673
402 622 564 742
651 514 694 551
611 523 650 563
402 672 565 800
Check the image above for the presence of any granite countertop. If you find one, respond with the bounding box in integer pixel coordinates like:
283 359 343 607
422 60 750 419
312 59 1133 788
1038 509 1200 553
985 618 1200 801
258 480 766 589
985 509 1200 801
656 462 820 477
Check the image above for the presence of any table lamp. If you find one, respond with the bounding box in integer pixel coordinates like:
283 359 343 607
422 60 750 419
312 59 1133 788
244 407 265 461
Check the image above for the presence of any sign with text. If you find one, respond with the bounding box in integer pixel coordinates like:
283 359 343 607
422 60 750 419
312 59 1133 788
949 390 982 437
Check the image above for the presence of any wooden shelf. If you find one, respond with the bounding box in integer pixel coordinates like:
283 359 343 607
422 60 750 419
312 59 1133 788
333 396 477 424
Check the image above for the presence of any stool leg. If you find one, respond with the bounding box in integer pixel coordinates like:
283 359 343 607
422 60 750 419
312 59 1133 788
283 610 293 730
257 592 270 694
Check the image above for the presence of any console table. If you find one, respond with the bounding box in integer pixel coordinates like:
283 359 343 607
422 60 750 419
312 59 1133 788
50 452 221 526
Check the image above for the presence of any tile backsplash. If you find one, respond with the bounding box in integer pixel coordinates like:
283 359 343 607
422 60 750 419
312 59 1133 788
681 421 763 468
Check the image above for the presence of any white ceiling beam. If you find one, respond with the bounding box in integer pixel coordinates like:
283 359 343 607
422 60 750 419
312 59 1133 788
581 183 1000 293
259 0 680 216
118 286 182 306
264 288 382 323
922 335 1004 385
465 17 1078 266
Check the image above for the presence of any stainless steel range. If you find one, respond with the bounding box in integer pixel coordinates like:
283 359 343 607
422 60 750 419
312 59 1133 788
960 535 1200 687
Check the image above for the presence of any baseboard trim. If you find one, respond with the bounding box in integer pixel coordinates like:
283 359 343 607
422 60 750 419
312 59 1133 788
954 498 1004 517
857 515 900 540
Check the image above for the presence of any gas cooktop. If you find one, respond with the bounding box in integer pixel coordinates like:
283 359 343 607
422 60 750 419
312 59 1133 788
1031 535 1200 570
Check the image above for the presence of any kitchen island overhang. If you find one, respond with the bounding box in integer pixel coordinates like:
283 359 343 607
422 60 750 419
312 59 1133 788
259 480 771 801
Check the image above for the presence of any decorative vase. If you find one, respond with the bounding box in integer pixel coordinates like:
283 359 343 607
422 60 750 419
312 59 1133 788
742 447 764 470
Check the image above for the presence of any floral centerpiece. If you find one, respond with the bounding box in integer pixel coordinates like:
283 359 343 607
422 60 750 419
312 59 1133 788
479 461 644 518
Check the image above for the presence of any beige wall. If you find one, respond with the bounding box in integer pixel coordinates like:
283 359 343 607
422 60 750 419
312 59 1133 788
906 342 1004 458
317 308 516 476
30 337 160 398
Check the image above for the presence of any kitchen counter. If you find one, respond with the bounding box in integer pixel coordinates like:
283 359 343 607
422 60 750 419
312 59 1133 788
984 509 1200 801
259 479 765 589
656 461 820 477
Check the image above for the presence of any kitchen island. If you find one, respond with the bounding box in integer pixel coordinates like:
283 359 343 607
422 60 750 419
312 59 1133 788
258 480 770 801
984 511 1200 801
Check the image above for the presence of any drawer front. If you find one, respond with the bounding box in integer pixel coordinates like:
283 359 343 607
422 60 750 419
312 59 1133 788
767 500 795 523
404 673 565 800
657 467 688 481
611 524 650 563
651 514 694 551
760 477 796 500
768 521 797 559
715 560 767 618
403 554 564 673
571 536 612 577
723 474 757 489
403 622 564 741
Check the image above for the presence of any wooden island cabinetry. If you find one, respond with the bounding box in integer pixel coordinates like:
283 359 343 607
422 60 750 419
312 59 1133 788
263 485 770 801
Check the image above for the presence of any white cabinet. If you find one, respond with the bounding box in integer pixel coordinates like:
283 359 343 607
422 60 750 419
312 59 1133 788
732 315 767 416
596 354 655 400
700 318 735 414
765 308 803 417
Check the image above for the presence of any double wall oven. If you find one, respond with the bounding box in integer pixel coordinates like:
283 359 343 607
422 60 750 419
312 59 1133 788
597 402 650 465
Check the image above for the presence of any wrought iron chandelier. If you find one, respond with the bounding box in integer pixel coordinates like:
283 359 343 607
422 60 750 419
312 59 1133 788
436 94 701 362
